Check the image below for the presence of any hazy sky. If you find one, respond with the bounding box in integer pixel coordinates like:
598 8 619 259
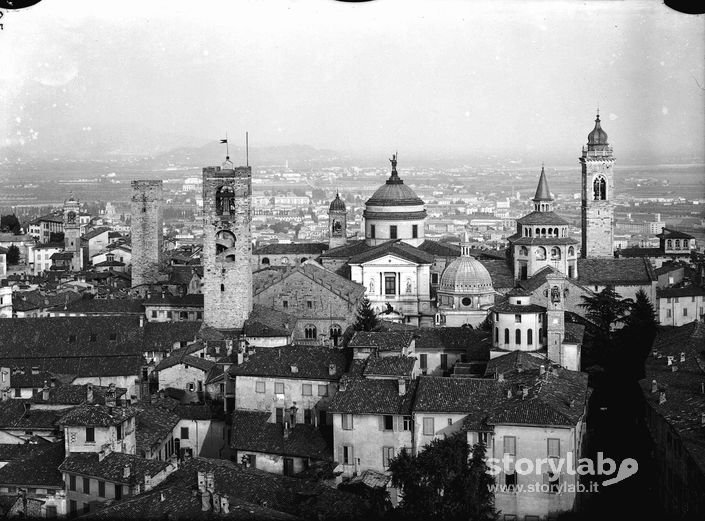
1 0 704 161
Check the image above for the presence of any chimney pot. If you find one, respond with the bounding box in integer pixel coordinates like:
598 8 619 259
123 464 130 479
497 372 504 382
398 378 407 396
680 352 686 363
328 363 336 376
539 365 545 375
659 390 667 404
651 379 658 394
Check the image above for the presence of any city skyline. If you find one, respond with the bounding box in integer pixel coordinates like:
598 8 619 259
1 0 704 163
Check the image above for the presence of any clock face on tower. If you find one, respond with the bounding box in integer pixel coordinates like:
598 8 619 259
67 211 76 224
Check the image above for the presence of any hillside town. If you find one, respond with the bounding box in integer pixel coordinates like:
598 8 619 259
0 112 703 521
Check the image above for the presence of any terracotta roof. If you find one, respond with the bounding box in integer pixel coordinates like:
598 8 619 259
59 452 171 485
143 294 205 307
577 257 655 285
253 242 328 255
657 286 705 298
0 400 65 430
617 247 669 258
414 376 504 415
0 442 64 488
348 240 434 265
415 327 491 362
65 297 144 314
328 376 416 415
564 323 585 344
484 351 548 378
136 403 181 454
642 321 705 474
477 259 515 289
516 211 570 226
363 356 416 377
656 228 694 240
319 239 372 259
348 331 415 351
487 368 589 427
155 353 215 373
59 404 139 427
32 384 128 406
230 410 332 460
417 240 460 258
508 236 577 246
490 301 546 314
243 305 297 337
81 227 111 241
228 346 347 381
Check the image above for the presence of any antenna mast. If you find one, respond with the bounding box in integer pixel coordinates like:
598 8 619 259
246 132 249 167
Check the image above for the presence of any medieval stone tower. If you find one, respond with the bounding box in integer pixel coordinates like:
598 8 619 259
202 160 253 331
328 192 347 250
63 193 81 271
131 180 164 290
580 112 615 258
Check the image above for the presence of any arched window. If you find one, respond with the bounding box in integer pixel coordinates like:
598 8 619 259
593 176 607 200
305 325 317 339
261 257 270 266
330 324 342 346
504 328 510 344
535 228 540 236
515 329 521 345
495 327 499 343
674 240 680 249
541 228 546 237
215 230 237 261
527 329 533 345
520 246 528 256
536 247 547 260
300 257 308 264
551 247 561 260
215 186 236 215
568 246 575 256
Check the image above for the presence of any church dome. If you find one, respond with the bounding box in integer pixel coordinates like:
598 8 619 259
439 256 494 295
329 193 346 212
587 113 608 146
365 154 424 207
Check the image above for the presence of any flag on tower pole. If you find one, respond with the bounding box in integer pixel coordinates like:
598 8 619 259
220 134 229 158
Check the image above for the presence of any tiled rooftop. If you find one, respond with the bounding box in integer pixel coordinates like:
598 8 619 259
59 451 171 485
328 376 416 415
228 346 348 381
0 442 64 488
363 356 416 377
577 257 655 285
59 404 139 427
348 331 415 351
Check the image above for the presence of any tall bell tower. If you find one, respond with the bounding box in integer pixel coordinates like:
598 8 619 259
580 112 615 258
202 157 253 331
328 192 347 250
63 193 81 271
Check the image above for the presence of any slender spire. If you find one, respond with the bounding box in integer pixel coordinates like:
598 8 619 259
533 165 553 202
460 228 472 257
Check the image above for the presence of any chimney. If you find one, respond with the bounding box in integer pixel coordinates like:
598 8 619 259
42 381 50 401
680 352 686 363
651 379 658 393
1 390 8 402
205 471 215 494
160 492 165 502
201 490 211 512
671 365 679 373
139 315 145 327
497 372 504 382
667 356 674 366
212 493 221 514
521 386 528 399
106 383 117 408
123 464 131 479
701 382 705 394
507 389 513 399
516 362 523 373
86 383 94 404
701 412 705 427
539 365 545 376
290 365 298 374
220 496 229 514
328 363 337 377
225 339 233 354
339 380 347 392
283 421 291 440
659 390 667 404
398 378 407 396
237 351 244 365
50 377 56 388
197 471 206 494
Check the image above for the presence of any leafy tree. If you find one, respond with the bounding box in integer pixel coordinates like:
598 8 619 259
0 215 21 234
578 286 632 346
353 297 378 332
388 434 496 521
6 245 20 265
616 289 658 380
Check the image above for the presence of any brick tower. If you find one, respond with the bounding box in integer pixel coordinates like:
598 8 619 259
580 112 615 258
545 272 566 366
131 180 164 290
202 158 253 331
328 192 347 250
63 193 81 271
